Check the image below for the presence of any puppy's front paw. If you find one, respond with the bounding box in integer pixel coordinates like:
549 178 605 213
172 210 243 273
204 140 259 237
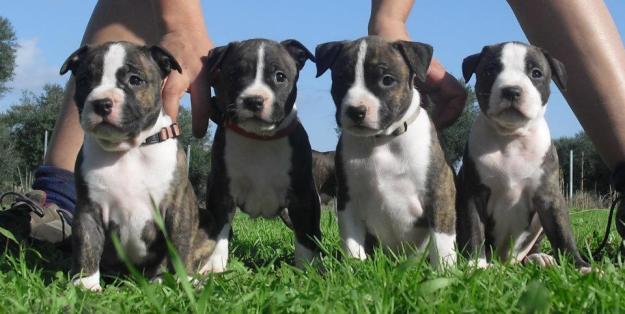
344 239 367 260
525 253 557 268
200 253 228 274
73 271 102 292
294 241 319 268
468 258 491 269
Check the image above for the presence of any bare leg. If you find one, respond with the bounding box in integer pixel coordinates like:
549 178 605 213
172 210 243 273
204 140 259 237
46 0 164 172
508 0 625 169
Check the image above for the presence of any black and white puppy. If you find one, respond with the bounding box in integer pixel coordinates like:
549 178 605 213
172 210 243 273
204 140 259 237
203 39 320 271
315 36 456 267
457 41 588 270
61 42 215 291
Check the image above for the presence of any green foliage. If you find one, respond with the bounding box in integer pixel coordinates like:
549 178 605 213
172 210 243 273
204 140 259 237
0 208 624 312
439 81 479 166
0 17 17 99
176 106 211 204
554 132 611 195
0 84 63 182
0 118 21 190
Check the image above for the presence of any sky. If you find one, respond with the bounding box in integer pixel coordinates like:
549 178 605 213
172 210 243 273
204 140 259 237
1 1 624 151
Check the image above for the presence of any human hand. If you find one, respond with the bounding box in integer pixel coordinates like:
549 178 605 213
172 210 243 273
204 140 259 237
159 29 214 138
368 0 467 129
422 58 467 129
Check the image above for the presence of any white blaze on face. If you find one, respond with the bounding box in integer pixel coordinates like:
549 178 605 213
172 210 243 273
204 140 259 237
488 43 544 126
341 40 381 134
238 43 276 124
82 44 127 130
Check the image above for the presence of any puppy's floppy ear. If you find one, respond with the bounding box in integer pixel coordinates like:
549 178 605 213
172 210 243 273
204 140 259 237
281 39 315 71
204 43 234 82
60 45 89 75
541 48 567 91
314 41 345 78
149 46 183 77
393 41 433 84
462 47 488 83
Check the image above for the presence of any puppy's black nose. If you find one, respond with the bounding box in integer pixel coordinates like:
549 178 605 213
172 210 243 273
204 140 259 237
242 96 264 112
92 99 113 117
346 106 367 123
501 86 522 101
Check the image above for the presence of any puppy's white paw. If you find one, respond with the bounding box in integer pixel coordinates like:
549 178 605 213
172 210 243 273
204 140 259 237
200 254 228 274
578 266 593 275
525 253 557 268
468 258 491 269
344 239 367 260
73 271 102 292
150 275 164 284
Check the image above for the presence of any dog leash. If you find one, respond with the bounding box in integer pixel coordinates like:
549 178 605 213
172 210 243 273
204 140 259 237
141 123 181 146
592 162 625 259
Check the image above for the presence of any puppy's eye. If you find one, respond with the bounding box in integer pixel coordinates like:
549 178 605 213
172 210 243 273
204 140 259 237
531 68 543 79
129 75 145 86
381 75 396 87
275 71 287 83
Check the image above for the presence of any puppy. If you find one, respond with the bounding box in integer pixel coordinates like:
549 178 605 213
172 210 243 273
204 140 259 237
203 39 320 271
315 36 456 267
312 150 337 205
457 41 589 269
61 42 214 291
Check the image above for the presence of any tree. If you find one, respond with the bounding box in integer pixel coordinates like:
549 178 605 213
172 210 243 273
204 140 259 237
554 131 611 195
176 106 212 204
0 17 17 99
438 81 479 167
0 84 64 173
0 119 21 190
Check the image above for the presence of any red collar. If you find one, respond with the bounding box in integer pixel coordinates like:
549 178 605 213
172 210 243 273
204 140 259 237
225 119 299 141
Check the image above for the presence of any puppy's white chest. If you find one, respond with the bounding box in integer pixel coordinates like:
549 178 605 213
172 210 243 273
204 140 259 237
343 112 432 246
224 130 292 218
82 137 178 263
469 116 551 252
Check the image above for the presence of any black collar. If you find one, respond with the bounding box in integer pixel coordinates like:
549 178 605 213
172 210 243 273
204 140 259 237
141 123 181 146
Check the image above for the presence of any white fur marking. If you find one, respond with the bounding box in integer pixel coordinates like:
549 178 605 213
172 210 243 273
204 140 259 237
73 271 102 292
468 258 491 269
83 44 126 129
469 43 554 263
341 40 381 134
338 209 367 260
341 92 433 253
430 232 457 269
82 113 178 264
201 223 230 273
487 43 544 131
238 43 276 127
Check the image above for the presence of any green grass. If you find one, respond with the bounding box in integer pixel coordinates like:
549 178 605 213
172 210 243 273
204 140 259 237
1 207 625 313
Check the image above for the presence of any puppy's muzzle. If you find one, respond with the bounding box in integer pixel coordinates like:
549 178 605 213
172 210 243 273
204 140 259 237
501 85 522 102
345 105 367 124
92 98 113 117
242 95 264 113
